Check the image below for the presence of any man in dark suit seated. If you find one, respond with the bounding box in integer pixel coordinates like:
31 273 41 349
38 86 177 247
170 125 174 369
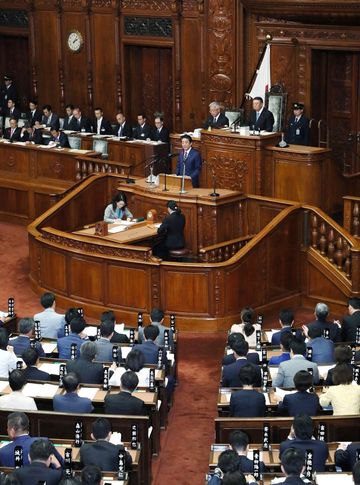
12 439 63 485
66 341 103 384
138 307 174 349
20 122 44 144
0 412 63 467
133 113 154 140
247 96 274 132
335 441 360 471
305 302 341 342
114 112 133 138
100 310 130 344
305 325 335 364
72 106 93 132
10 317 45 357
276 370 320 416
5 98 21 120
221 338 262 388
280 414 329 472
49 127 71 148
132 324 167 366
339 297 360 343
229 364 266 417
27 100 43 126
222 332 260 366
93 107 114 135
4 117 21 141
57 316 87 359
153 114 170 143
94 319 122 363
280 447 307 485
53 372 93 413
63 104 76 130
203 101 229 129
175 134 202 187
271 308 304 346
229 430 267 474
80 417 132 471
104 370 147 415
22 348 50 382
42 104 60 130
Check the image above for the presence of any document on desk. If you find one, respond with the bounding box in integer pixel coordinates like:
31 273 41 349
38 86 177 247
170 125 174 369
23 383 58 398
121 346 133 359
78 387 98 400
316 474 353 485
274 388 297 400
114 323 125 333
318 364 334 380
42 342 57 354
39 362 61 375
108 225 127 234
83 326 98 337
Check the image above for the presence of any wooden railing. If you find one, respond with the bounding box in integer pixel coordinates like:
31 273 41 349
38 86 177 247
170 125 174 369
343 195 360 238
74 156 132 181
199 234 255 262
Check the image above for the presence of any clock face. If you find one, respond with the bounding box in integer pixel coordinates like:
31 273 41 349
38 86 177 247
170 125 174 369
67 31 83 52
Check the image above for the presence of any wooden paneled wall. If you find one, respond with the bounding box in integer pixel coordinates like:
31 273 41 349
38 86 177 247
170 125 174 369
1 0 360 130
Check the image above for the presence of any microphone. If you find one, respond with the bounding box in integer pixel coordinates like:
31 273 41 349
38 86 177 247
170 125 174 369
125 154 160 184
167 152 179 158
209 167 219 197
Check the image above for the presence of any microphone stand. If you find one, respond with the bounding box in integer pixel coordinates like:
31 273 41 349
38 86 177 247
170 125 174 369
209 171 219 197
179 159 187 194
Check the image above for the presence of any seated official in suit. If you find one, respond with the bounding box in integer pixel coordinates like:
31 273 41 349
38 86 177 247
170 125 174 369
0 369 37 410
209 450 258 485
229 364 266 417
305 325 334 364
229 430 267 474
230 307 261 348
268 332 292 366
340 297 360 343
284 102 310 146
42 104 60 130
93 107 113 135
66 341 103 385
100 310 130 344
222 332 260 366
53 372 93 413
19 122 44 144
10 317 45 357
272 337 320 388
4 117 21 141
57 316 87 359
221 339 262 388
114 112 133 138
277 370 320 416
5 98 21 120
80 417 132 471
324 345 356 386
271 308 304 346
49 127 71 148
0 75 18 114
72 106 92 132
27 100 43 126
280 447 307 485
138 307 174 349
104 370 147 415
0 327 18 378
320 363 360 415
94 319 122 363
62 103 75 130
34 292 65 339
280 414 329 472
12 439 63 485
57 306 80 339
133 112 154 140
203 101 230 129
305 302 341 342
0 412 63 468
22 348 50 382
103 191 133 223
153 200 186 259
335 441 360 472
132 325 168 366
247 96 274 132
109 349 150 387
175 134 202 187
153 114 170 143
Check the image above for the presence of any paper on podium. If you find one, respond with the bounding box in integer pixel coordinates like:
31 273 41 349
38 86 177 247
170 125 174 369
23 383 58 398
0 381 9 393
108 225 127 234
275 388 297 400
78 387 98 400
39 362 61 375
42 342 57 354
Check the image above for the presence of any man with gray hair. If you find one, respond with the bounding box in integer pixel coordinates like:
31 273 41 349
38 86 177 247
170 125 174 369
305 302 341 342
66 341 103 384
204 101 229 129
9 318 45 357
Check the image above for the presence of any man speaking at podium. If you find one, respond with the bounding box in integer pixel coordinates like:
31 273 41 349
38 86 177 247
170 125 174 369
175 134 202 188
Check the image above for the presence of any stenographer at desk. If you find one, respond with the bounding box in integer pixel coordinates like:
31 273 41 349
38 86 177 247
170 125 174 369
103 191 133 223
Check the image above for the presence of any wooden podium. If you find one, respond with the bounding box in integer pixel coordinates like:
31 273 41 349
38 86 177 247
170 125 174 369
158 173 192 191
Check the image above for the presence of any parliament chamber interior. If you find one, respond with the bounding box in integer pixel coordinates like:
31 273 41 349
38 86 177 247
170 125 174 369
0 0 360 484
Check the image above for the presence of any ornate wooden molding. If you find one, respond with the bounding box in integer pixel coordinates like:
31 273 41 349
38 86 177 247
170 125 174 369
124 16 172 37
120 0 176 13
0 8 28 27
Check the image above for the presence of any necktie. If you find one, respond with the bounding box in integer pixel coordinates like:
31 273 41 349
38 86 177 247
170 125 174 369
118 125 123 137
256 112 260 121
184 151 188 161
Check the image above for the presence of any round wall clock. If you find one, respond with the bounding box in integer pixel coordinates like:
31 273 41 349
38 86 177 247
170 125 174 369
67 30 84 53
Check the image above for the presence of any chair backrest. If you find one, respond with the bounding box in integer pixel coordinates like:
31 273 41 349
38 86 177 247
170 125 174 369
93 139 108 156
17 119 25 128
4 117 10 129
68 136 81 149
59 117 64 129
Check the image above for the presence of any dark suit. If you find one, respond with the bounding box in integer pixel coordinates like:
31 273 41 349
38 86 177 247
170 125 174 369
221 359 262 388
13 461 63 485
50 131 71 148
282 478 309 485
0 435 63 467
53 391 94 413
72 116 93 132
110 331 130 344
4 126 21 141
23 366 50 382
268 352 291 366
27 109 43 126
175 147 202 187
285 114 310 145
306 319 341 342
153 126 170 143
335 442 360 471
63 115 77 131
222 352 260 366
0 84 18 112
248 107 274 132
230 389 266 417
57 333 85 359
66 357 103 384
5 107 21 120
93 117 114 135
132 341 167 366
20 129 44 144
133 122 153 140
42 113 60 130
80 439 132 471
280 438 328 472
204 112 230 129
156 211 186 253
238 455 267 474
271 327 304 346
306 336 334 364
10 335 45 357
104 390 147 415
341 311 360 342
325 363 358 386
278 390 320 416
114 121 133 138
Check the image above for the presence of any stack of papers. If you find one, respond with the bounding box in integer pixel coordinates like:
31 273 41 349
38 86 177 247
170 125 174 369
23 383 58 398
108 226 127 234
42 342 57 354
39 362 61 375
78 387 98 400
274 388 297 399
